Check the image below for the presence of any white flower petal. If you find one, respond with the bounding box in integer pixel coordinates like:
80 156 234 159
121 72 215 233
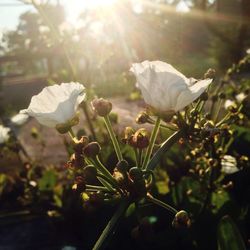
21 82 85 127
175 79 212 112
221 155 238 174
131 60 212 112
0 125 10 144
236 93 246 102
11 113 29 126
224 99 234 110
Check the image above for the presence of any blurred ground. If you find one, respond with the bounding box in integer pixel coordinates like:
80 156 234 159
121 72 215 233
17 97 148 166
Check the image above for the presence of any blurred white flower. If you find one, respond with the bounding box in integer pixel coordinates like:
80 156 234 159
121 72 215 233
236 93 246 102
246 48 250 54
130 61 212 112
221 155 238 174
0 125 10 144
224 92 246 110
11 113 29 126
224 99 235 110
20 82 85 129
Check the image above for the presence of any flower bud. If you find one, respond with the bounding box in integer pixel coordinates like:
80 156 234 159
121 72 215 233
116 160 129 172
83 142 101 158
204 68 216 79
122 127 134 144
200 92 208 101
56 114 80 134
89 192 104 206
136 112 150 124
83 165 97 181
72 176 86 193
129 167 143 181
131 128 149 149
172 210 191 229
91 98 112 117
218 92 226 99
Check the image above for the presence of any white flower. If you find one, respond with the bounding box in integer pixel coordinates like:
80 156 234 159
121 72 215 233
11 113 29 126
236 93 246 102
221 155 238 174
21 82 86 128
130 61 212 112
224 99 235 110
0 125 10 144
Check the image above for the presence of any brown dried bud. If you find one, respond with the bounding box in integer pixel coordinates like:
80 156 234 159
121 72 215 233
136 112 150 124
123 127 134 144
83 165 97 181
72 176 86 193
89 192 104 206
116 160 129 172
129 167 143 181
200 92 208 101
131 128 149 149
172 210 191 229
204 68 216 79
83 142 101 158
91 98 112 117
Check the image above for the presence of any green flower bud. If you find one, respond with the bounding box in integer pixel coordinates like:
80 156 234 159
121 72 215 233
83 142 101 158
91 98 112 117
56 114 80 134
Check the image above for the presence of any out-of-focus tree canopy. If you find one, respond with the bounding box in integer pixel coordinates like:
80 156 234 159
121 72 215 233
0 0 250 94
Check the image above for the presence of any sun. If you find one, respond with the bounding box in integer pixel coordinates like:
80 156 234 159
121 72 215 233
83 0 117 8
65 0 117 25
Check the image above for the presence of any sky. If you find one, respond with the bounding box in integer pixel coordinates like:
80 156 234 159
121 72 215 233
0 0 189 34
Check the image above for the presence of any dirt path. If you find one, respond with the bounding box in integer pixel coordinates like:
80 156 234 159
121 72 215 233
18 97 149 166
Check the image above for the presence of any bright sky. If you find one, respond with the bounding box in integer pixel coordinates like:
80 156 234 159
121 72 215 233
0 0 189 33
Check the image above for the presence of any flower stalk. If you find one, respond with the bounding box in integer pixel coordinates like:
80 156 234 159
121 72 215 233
142 117 161 169
93 200 130 250
147 194 177 214
104 115 123 162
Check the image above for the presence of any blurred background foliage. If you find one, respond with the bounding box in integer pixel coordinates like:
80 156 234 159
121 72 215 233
0 0 250 249
0 0 250 100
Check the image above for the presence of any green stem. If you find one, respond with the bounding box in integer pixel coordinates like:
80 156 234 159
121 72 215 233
133 148 139 167
146 130 183 171
68 128 78 143
82 102 97 140
142 117 161 169
213 99 223 123
90 156 116 185
147 195 177 215
86 185 113 192
93 200 129 250
104 115 123 162
138 149 143 168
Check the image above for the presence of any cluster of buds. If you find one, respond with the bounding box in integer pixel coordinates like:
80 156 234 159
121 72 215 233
66 136 89 169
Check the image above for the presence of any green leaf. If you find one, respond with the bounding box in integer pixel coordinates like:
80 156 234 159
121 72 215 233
147 130 183 171
212 190 230 214
217 216 246 250
125 203 135 217
38 170 57 191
